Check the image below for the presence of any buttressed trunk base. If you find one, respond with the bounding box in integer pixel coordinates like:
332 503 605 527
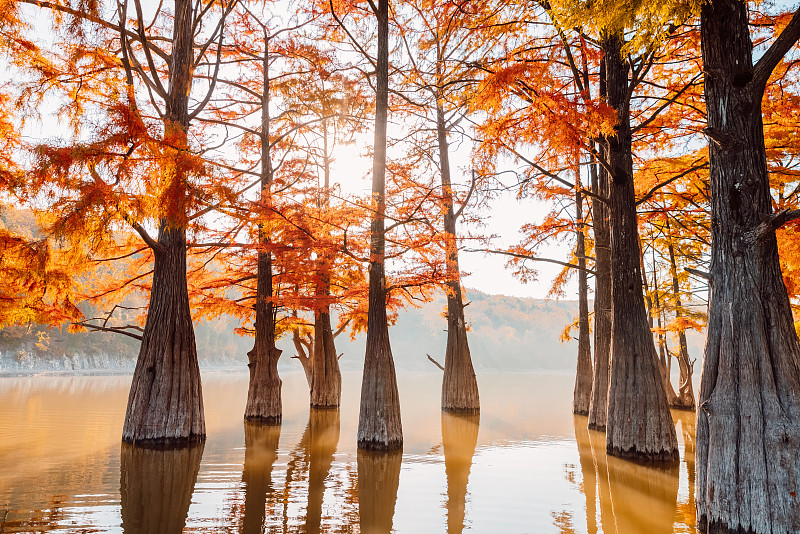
603 33 678 464
310 309 342 408
122 225 205 447
245 250 282 424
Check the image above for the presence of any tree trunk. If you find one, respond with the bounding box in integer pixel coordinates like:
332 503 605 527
309 118 342 409
653 274 681 406
121 0 204 446
123 226 205 445
357 0 402 451
665 227 695 411
310 307 341 408
588 142 612 429
574 162 592 416
120 442 204 534
697 2 800 532
442 412 479 534
245 248 282 423
241 421 281 534
357 448 402 534
245 38 282 423
603 33 678 463
437 102 479 413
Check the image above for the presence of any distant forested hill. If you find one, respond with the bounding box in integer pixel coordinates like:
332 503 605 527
1 288 705 373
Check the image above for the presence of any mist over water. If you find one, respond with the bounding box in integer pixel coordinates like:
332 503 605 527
0 371 696 533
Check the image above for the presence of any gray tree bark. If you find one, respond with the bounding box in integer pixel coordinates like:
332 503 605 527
697 2 800 532
603 33 678 463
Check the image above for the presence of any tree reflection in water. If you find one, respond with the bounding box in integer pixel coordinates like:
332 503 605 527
572 415 598 534
303 409 340 533
357 448 402 534
441 411 479 534
241 422 281 534
119 443 204 534
673 409 697 528
571 414 682 534
282 408 342 533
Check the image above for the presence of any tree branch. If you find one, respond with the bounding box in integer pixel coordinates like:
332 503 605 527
685 267 712 281
636 162 708 206
73 321 143 341
426 353 444 371
750 208 800 242
466 248 596 274
751 6 800 94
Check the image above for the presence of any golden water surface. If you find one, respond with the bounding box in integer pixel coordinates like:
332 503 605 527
0 371 696 533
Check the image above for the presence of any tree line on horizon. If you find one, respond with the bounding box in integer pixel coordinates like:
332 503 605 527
1 1 800 533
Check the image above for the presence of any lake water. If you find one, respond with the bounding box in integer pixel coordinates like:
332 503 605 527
0 371 696 533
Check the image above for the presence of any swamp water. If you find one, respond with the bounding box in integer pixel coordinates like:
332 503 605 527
0 371 696 533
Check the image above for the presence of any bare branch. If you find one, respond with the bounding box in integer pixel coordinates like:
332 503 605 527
426 353 445 371
73 321 143 341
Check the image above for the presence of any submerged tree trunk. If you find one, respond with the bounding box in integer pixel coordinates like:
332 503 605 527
122 0 204 445
588 135 612 429
603 33 678 463
245 39 282 423
442 412 479 534
120 442 204 534
436 102 479 413
697 3 800 532
357 0 402 451
310 307 341 408
574 162 592 416
665 225 695 411
245 248 282 423
309 123 342 409
241 422 281 534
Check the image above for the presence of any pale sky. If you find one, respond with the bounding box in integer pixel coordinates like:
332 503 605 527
328 130 577 301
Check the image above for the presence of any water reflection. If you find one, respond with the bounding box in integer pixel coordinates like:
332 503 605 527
1 372 701 533
120 443 204 534
303 409 341 533
572 415 597 534
606 448 679 533
241 422 281 534
573 415 681 534
674 409 697 528
442 412 479 534
357 449 402 534
281 408 343 533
